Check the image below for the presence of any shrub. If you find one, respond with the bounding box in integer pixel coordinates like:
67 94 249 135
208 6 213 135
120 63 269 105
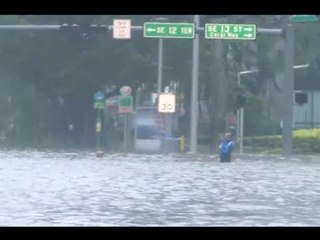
244 128 320 153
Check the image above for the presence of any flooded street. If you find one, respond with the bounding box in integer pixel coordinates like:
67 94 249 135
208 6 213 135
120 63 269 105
0 149 320 226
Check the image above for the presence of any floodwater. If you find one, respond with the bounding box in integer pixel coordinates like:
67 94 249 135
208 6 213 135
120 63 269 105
0 149 320 226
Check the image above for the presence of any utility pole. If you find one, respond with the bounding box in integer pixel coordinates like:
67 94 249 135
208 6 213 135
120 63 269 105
283 24 294 155
190 15 200 153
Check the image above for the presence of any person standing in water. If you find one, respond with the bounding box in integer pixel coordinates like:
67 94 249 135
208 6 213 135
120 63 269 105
219 132 235 162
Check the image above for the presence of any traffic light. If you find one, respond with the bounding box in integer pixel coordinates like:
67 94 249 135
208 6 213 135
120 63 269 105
236 94 247 108
294 92 308 105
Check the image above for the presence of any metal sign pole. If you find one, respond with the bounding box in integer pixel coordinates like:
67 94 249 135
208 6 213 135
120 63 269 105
157 38 163 95
168 113 172 138
127 113 131 151
96 109 101 151
165 113 169 153
239 107 244 154
123 113 127 153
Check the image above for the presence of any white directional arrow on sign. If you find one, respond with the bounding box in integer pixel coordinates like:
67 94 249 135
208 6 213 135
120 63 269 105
243 33 253 37
147 28 156 32
243 27 253 32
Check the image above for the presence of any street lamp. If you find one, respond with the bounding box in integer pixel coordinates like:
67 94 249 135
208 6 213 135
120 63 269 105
236 69 259 155
237 64 310 155
293 64 309 69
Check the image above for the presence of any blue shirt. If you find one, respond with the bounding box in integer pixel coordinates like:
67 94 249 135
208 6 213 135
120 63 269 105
220 140 234 155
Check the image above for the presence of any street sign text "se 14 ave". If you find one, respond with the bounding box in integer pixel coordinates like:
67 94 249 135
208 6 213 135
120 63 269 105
144 22 195 39
205 24 256 40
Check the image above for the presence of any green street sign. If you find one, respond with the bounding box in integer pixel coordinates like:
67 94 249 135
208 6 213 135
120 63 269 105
289 15 319 23
144 22 195 39
205 24 256 40
119 95 133 113
94 102 105 110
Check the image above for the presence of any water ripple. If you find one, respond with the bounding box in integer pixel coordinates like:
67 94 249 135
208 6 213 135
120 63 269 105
0 149 320 226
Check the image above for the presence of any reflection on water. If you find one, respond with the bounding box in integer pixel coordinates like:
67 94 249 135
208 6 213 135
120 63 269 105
0 149 320 226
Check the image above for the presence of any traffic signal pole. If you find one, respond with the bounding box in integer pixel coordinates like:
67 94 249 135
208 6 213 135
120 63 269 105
283 24 294 155
190 15 200 153
0 25 61 30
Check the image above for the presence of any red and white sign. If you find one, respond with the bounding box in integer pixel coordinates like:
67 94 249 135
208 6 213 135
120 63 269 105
119 85 132 96
113 19 131 39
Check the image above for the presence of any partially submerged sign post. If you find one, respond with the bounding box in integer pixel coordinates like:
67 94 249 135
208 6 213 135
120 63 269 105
119 86 133 153
158 92 176 153
93 91 105 157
